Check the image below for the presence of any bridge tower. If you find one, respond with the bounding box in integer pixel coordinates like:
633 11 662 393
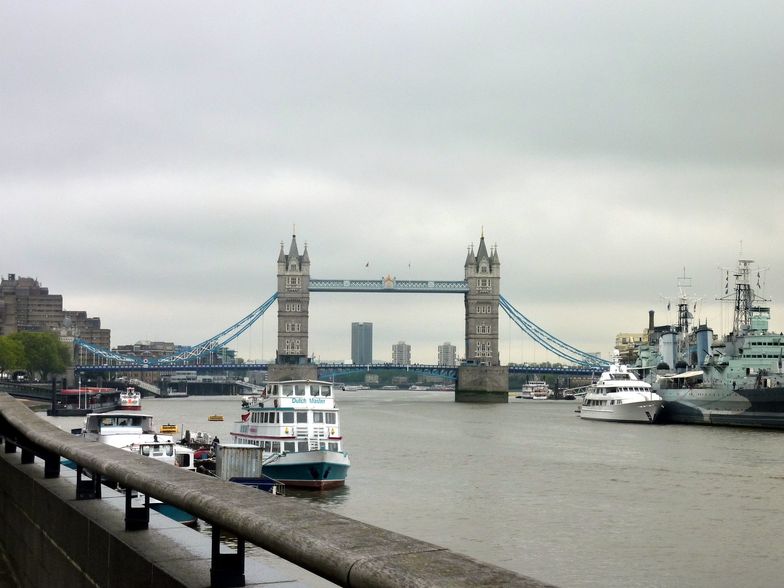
271 234 317 380
456 232 509 402
463 233 500 365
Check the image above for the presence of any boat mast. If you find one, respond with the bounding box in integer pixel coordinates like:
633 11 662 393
719 259 769 335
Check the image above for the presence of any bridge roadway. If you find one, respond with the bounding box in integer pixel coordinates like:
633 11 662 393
0 392 554 588
73 362 602 377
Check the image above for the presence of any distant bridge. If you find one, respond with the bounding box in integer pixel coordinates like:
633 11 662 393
73 361 602 378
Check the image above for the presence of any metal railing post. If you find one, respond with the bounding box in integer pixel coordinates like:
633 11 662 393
210 525 245 588
125 487 150 531
75 465 102 500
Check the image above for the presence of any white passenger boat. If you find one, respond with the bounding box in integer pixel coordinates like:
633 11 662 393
580 360 663 424
81 412 195 470
513 380 552 400
119 387 141 411
231 379 350 489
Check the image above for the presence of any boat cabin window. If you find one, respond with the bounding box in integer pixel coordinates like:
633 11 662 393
313 412 324 423
325 412 337 424
329 442 339 451
282 412 294 424
296 412 307 423
282 384 294 396
321 385 331 397
271 441 280 453
297 441 308 452
295 384 306 396
141 444 173 457
283 441 295 452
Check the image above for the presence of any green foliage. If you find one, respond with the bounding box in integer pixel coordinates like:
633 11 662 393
4 331 72 379
0 336 25 372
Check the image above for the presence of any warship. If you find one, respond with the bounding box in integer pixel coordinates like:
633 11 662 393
636 259 784 428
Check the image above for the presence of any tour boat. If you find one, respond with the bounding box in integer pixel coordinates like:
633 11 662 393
513 380 552 400
580 359 663 424
119 387 141 411
231 379 350 489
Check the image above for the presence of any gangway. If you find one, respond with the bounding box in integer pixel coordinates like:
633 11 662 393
128 378 161 397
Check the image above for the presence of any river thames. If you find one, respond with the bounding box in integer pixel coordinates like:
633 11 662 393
42 389 784 587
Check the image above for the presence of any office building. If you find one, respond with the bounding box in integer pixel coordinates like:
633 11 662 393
351 322 373 364
392 341 411 365
0 274 110 348
437 342 457 367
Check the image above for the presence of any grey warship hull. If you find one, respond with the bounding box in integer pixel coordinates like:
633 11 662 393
658 386 784 428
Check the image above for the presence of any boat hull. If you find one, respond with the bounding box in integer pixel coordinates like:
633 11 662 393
657 386 784 428
262 450 350 490
580 401 663 423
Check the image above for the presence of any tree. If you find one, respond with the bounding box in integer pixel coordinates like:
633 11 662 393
7 332 71 380
0 336 25 375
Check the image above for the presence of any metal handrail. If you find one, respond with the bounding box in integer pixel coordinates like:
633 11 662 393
0 392 551 587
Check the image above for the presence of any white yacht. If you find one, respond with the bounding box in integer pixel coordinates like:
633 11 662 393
580 360 663 424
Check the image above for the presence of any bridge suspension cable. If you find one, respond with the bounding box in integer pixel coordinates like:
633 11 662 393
75 293 279 366
499 295 609 368
158 292 278 364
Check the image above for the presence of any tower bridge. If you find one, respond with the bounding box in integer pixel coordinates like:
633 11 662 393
74 232 608 402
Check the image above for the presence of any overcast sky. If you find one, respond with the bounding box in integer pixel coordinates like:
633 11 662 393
2 2 783 364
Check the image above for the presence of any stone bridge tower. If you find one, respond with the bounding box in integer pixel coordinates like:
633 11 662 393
463 233 500 365
457 232 508 402
276 234 310 365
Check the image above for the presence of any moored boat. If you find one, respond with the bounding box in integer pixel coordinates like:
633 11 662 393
231 379 350 489
119 387 141 411
76 411 197 523
580 357 663 423
80 412 195 471
513 380 552 400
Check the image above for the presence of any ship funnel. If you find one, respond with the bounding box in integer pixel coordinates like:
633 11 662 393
696 325 713 367
648 310 655 344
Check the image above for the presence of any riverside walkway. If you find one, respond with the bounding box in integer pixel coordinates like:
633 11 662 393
0 392 554 587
